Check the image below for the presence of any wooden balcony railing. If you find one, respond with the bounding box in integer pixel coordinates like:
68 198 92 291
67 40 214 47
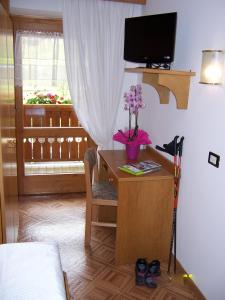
24 104 80 127
23 104 93 162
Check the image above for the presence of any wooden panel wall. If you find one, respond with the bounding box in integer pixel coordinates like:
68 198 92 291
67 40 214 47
12 15 63 33
0 0 9 13
0 3 19 243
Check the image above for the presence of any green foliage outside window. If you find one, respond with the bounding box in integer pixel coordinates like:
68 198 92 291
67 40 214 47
26 91 72 104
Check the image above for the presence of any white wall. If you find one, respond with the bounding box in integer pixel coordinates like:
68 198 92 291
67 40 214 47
141 1 225 299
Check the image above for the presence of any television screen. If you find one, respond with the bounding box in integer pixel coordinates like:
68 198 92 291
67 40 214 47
124 12 177 67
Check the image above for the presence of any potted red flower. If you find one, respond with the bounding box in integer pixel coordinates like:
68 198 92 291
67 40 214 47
113 84 151 160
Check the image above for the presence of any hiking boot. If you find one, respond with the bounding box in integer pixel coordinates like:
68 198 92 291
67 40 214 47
148 260 161 276
135 258 148 286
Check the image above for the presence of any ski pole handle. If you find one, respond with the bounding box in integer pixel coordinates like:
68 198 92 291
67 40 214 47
156 145 167 152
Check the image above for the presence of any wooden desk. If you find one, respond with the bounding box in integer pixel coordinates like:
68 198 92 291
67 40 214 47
98 148 174 265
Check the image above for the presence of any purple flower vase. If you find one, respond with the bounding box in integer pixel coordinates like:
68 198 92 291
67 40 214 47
125 144 140 161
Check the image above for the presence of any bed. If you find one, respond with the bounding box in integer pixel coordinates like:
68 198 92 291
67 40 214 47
0 242 69 300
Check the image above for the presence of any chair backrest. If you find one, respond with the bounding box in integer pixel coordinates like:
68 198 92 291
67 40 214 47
84 148 97 198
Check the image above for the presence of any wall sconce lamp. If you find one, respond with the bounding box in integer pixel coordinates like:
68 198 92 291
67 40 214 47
200 50 224 85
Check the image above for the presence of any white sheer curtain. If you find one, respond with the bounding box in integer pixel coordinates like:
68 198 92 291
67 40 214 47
63 0 135 149
15 31 70 99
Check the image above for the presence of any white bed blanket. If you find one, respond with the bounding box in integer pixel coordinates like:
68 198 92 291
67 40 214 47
0 242 67 300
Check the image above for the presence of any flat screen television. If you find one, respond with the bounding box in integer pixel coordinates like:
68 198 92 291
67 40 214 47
124 12 177 68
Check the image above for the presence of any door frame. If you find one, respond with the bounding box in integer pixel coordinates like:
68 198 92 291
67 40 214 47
13 16 92 195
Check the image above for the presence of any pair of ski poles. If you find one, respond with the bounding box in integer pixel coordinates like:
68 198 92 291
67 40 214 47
156 136 184 274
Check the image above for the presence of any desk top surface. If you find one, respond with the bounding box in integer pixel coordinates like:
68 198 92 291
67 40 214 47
98 149 173 182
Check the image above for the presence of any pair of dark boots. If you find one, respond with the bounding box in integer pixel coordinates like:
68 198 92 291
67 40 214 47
135 258 161 288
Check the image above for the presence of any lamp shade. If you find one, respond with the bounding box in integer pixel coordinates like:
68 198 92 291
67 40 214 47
200 50 224 84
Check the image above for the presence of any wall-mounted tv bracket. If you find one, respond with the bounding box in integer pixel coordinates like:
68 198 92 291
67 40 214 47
146 62 171 70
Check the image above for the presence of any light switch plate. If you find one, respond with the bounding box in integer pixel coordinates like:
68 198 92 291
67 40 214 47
208 152 220 168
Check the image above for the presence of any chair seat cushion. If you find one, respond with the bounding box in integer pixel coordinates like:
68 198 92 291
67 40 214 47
92 182 117 200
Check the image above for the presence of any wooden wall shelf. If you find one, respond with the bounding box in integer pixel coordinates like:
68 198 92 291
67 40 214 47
125 68 196 109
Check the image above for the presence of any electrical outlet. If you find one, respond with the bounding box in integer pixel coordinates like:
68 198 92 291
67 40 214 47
208 152 220 168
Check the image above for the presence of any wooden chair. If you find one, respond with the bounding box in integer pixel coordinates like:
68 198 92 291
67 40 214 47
84 148 118 245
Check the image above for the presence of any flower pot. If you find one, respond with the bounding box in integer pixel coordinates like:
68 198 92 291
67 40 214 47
125 144 140 161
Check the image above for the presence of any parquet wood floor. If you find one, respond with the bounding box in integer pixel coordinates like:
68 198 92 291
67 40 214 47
18 194 200 300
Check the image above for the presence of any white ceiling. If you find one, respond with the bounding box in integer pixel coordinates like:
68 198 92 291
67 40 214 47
10 0 63 18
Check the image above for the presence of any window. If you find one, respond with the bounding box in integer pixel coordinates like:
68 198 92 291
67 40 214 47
16 31 71 104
